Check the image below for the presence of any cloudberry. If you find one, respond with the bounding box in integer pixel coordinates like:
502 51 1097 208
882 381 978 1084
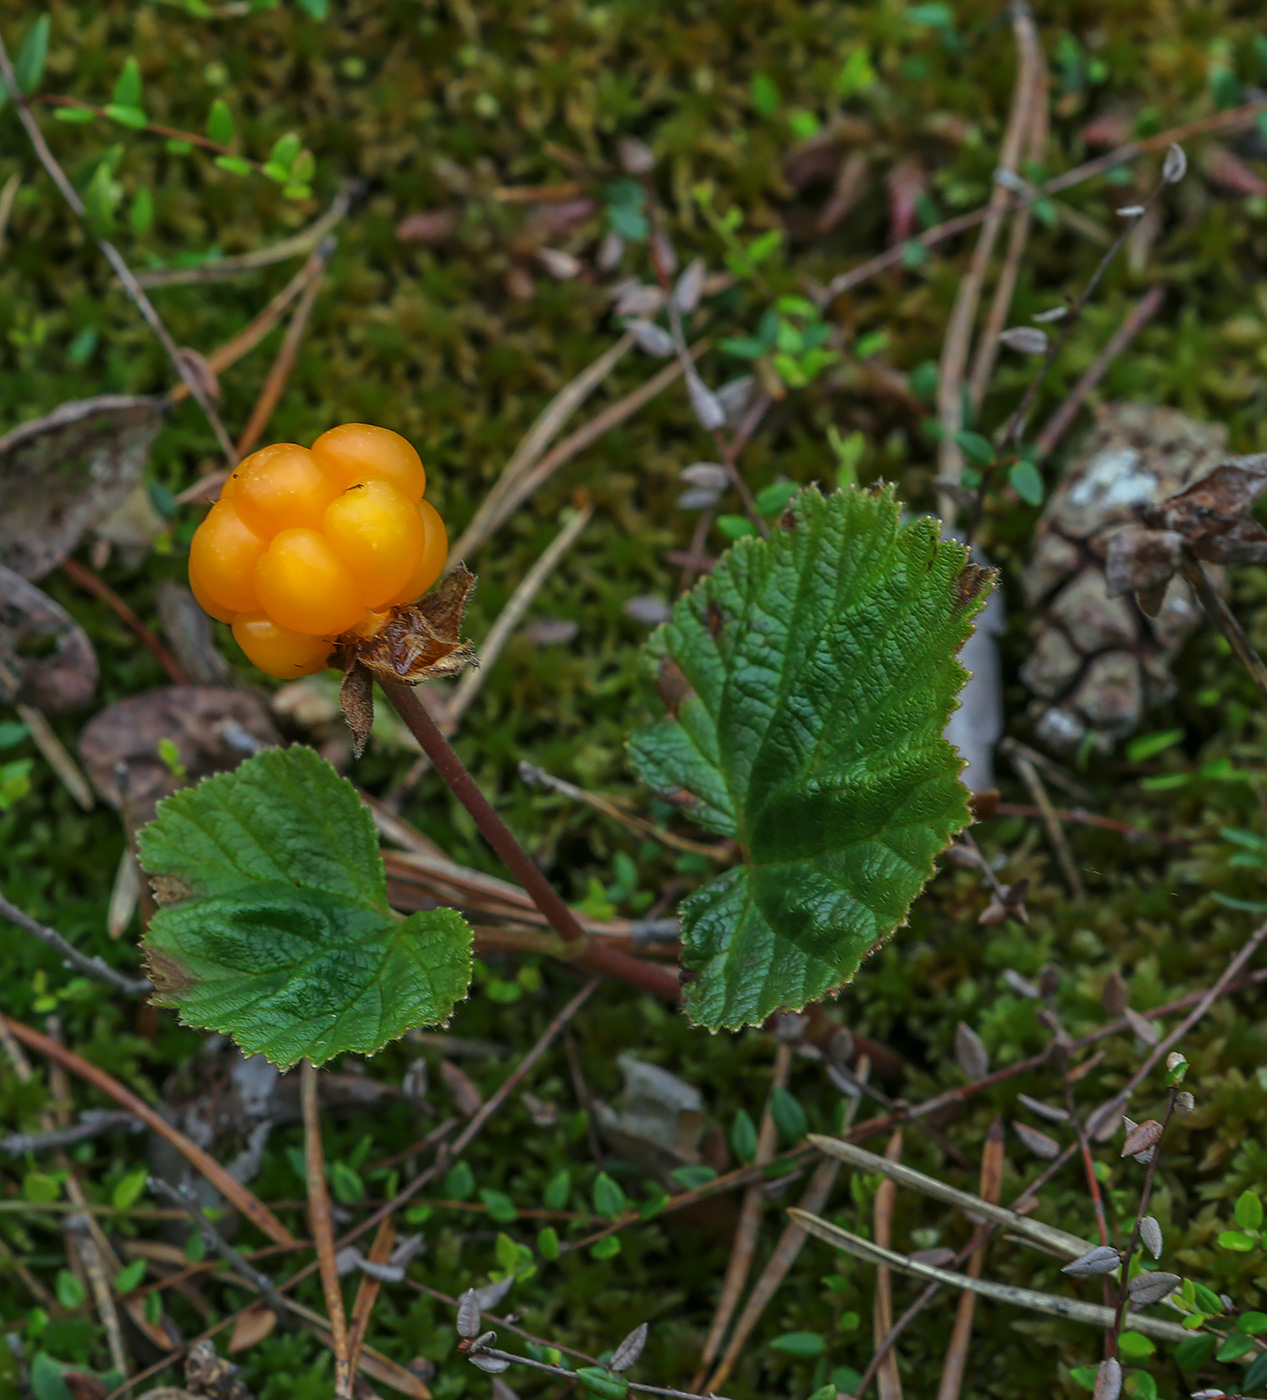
188 424 448 678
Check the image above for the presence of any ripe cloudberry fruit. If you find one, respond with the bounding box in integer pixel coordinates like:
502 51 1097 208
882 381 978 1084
188 424 448 678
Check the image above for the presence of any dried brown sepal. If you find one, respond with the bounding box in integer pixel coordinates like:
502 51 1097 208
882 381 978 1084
344 564 478 685
339 661 375 759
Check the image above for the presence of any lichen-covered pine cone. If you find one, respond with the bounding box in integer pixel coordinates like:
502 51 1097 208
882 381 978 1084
1021 403 1226 753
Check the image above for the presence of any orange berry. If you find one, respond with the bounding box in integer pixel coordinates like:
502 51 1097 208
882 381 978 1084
311 423 426 502
232 613 333 678
219 470 238 502
387 498 448 605
323 478 427 607
189 501 266 614
254 528 368 637
189 569 237 624
232 442 339 537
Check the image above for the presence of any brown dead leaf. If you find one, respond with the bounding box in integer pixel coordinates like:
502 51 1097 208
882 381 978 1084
439 1058 483 1117
395 209 460 245
349 565 476 685
0 395 163 579
228 1300 280 1353
1121 1119 1164 1158
1145 455 1267 563
78 686 280 825
0 566 98 712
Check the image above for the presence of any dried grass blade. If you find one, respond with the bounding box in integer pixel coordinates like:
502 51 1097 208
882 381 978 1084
301 1059 352 1399
936 1120 1004 1400
873 1130 905 1400
786 1211 1190 1343
347 1217 396 1381
449 336 632 562
807 1134 1088 1259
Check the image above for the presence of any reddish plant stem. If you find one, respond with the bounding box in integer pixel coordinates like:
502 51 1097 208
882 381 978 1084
61 558 189 685
382 682 682 1002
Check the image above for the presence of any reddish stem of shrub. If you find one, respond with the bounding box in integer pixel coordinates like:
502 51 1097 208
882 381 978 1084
382 682 683 1004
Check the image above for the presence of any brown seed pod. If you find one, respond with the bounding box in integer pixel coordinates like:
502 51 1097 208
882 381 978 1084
1020 403 1227 753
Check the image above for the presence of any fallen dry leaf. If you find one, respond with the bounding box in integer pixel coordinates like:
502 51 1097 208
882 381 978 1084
0 395 163 580
0 565 98 712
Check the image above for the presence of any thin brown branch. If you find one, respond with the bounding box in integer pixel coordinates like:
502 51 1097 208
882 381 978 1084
61 557 189 685
1 1015 296 1248
0 42 234 461
817 93 1267 307
301 1059 351 1400
872 1129 905 1400
234 254 330 459
937 2 1044 508
935 1120 1004 1400
1032 285 1165 460
382 682 683 1001
0 890 150 996
692 1043 793 1387
1180 553 1267 709
346 1216 395 1380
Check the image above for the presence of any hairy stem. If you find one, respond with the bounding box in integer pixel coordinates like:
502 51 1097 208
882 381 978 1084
382 682 683 1002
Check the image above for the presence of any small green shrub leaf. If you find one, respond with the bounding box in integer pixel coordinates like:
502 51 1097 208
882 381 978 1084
769 1331 826 1358
577 1367 628 1399
138 745 472 1068
13 17 51 97
1246 1350 1267 1388
1173 1333 1217 1370
1235 1189 1263 1230
112 57 142 109
206 98 235 146
629 485 989 1029
1238 1310 1267 1335
730 1109 758 1164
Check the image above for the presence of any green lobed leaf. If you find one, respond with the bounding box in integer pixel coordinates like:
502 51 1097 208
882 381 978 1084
628 485 990 1029
137 745 472 1068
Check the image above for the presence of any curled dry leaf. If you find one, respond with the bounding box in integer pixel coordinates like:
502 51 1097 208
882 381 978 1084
1174 1090 1195 1117
536 247 582 280
1061 1244 1122 1277
1162 143 1187 183
79 686 280 826
1142 454 1267 564
491 1380 522 1400
440 1058 484 1117
1121 1118 1164 1159
716 375 757 429
456 1289 482 1339
677 486 722 511
0 566 98 713
0 395 163 580
685 368 726 432
999 326 1049 355
1124 1007 1160 1046
395 209 460 244
614 284 664 318
1012 1120 1061 1159
1086 1094 1125 1142
468 1354 511 1375
609 1322 648 1372
1127 1270 1180 1306
1101 969 1129 1016
623 595 671 626
473 1274 514 1310
618 136 655 174
1139 1215 1163 1259
1002 968 1041 999
681 462 730 491
1017 1093 1069 1123
954 1021 989 1080
1092 1357 1122 1400
624 318 674 357
673 258 706 314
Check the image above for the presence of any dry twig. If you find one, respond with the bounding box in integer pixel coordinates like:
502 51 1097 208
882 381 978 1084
301 1059 352 1400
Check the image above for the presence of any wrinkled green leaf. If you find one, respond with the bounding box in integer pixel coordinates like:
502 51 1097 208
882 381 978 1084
629 485 989 1029
138 745 472 1068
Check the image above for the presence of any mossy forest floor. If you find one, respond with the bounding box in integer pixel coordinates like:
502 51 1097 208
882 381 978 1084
5 3 1267 1399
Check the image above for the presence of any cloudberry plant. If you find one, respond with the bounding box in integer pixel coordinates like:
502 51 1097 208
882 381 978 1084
188 424 448 677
